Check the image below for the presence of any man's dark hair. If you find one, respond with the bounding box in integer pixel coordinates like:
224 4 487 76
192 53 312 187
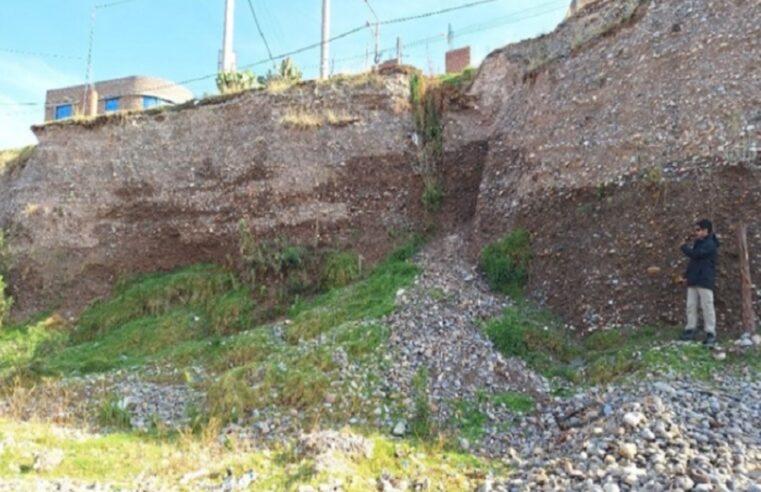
696 219 713 233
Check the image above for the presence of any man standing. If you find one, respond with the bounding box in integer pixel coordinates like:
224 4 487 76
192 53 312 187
680 219 720 345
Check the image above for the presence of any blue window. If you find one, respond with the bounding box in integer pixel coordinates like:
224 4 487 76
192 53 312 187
105 98 120 112
143 96 160 109
55 104 73 120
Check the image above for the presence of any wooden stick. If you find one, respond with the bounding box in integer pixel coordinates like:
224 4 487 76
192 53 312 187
737 222 756 335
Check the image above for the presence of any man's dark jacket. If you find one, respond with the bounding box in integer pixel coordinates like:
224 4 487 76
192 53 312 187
681 234 720 290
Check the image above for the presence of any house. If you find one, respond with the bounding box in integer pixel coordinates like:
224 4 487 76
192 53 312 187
45 76 194 121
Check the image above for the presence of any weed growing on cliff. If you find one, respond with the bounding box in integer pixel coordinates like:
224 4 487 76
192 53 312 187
0 145 35 175
642 166 664 187
321 251 361 289
279 108 358 130
409 73 445 215
410 366 433 439
421 178 444 213
479 229 531 297
437 67 476 90
0 275 11 329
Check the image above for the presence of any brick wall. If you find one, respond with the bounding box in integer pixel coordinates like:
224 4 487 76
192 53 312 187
445 47 471 74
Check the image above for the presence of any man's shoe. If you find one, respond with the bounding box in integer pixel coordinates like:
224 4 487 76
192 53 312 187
680 329 696 341
703 333 717 346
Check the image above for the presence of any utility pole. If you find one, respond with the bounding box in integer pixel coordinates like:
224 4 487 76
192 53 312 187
320 0 331 80
737 222 757 335
363 0 380 66
219 0 237 72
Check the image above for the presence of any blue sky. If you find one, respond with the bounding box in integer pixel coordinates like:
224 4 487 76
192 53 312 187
0 0 568 148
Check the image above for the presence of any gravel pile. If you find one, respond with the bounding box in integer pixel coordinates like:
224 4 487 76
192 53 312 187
385 233 547 435
499 375 761 491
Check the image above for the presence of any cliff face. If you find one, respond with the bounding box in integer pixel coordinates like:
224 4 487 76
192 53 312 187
448 0 761 330
2 0 760 332
0 75 432 316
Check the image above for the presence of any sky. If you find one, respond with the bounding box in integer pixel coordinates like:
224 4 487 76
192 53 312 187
0 0 568 149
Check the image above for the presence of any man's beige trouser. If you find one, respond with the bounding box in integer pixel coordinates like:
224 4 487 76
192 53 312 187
686 287 716 335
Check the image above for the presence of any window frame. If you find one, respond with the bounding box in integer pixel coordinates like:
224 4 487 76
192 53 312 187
104 97 120 113
54 104 73 120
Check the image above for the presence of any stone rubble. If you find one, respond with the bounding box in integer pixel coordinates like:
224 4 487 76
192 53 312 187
385 232 548 430
497 376 761 491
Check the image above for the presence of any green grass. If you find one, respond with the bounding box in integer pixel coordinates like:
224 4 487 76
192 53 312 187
437 67 476 89
483 303 761 387
479 229 531 297
0 418 501 490
75 264 251 342
321 251 361 289
206 239 421 423
0 315 69 379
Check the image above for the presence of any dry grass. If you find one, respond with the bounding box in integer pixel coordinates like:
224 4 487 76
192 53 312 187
0 145 35 175
265 78 299 94
280 108 324 130
279 108 359 130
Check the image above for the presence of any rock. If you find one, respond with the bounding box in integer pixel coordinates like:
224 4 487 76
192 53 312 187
752 334 761 346
618 442 637 460
392 421 407 436
623 412 645 428
32 449 64 472
603 484 620 492
646 266 662 276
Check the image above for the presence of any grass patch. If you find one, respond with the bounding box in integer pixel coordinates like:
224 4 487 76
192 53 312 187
484 303 761 387
98 393 132 431
321 251 362 289
410 366 433 439
278 108 358 130
491 392 535 414
437 67 476 89
284 241 420 344
451 399 485 442
279 108 324 129
479 229 531 297
76 264 250 342
0 418 502 490
0 145 35 174
205 238 422 423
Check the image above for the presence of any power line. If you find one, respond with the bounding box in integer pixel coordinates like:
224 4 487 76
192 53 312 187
95 0 141 9
0 0 564 113
0 47 83 61
380 0 500 26
246 0 278 70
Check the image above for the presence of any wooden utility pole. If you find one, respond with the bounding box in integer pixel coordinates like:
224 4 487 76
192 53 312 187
737 222 757 334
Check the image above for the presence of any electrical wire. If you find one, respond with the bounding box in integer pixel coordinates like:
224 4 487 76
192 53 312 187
0 0 565 113
95 0 141 9
246 0 278 71
0 47 83 60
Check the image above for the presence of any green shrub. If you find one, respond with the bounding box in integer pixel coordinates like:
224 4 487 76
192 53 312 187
321 251 361 289
479 229 531 296
216 70 258 94
421 178 443 213
0 274 11 329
